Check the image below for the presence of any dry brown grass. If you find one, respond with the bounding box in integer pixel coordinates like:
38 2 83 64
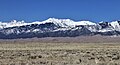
0 41 119 65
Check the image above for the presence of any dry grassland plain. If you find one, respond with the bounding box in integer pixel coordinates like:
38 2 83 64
0 36 120 65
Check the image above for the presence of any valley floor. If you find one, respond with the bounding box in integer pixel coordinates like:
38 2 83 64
1 36 120 43
0 41 119 65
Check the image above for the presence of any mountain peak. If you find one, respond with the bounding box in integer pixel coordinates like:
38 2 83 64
10 20 25 24
45 18 73 22
0 18 120 29
0 18 120 39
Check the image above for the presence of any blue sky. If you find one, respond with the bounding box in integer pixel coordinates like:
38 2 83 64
0 0 120 22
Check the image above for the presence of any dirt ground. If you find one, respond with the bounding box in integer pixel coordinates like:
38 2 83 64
1 36 120 43
0 42 119 65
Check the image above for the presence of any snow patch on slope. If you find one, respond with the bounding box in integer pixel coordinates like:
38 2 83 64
0 20 29 28
110 21 120 31
74 21 96 25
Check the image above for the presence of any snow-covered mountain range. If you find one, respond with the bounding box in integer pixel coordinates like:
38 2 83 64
0 18 120 39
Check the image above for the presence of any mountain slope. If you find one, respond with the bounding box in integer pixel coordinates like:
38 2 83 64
0 18 120 39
